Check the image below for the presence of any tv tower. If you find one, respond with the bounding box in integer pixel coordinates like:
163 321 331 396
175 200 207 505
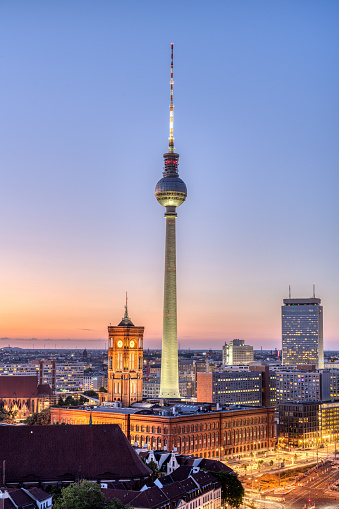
155 43 187 398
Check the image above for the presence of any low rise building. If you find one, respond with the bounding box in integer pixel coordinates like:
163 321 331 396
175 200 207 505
275 369 330 403
197 365 275 407
143 378 194 400
0 488 52 509
50 402 276 459
0 424 151 487
0 361 87 391
0 375 52 420
279 400 339 448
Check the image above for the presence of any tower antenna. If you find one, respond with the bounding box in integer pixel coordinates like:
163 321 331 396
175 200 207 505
168 43 174 152
289 284 291 299
313 283 315 298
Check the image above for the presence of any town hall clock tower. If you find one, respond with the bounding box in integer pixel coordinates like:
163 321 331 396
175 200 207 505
106 296 144 407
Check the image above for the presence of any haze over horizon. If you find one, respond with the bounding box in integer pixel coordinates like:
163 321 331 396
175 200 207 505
1 1 338 350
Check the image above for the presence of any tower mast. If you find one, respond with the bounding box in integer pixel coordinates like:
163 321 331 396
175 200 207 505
155 44 187 399
169 42 174 152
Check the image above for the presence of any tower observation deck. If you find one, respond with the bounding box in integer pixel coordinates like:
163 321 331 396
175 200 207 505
155 43 187 399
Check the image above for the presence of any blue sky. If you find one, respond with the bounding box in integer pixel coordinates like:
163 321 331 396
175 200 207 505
0 0 338 349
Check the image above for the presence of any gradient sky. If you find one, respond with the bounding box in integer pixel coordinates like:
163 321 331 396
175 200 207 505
0 0 338 350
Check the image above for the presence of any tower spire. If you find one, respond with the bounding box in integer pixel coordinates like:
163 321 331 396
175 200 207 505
124 291 128 319
118 292 134 326
168 42 174 153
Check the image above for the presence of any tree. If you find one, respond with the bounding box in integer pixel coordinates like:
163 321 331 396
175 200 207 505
83 390 98 398
147 460 160 479
25 408 51 425
57 396 65 406
209 471 244 509
0 407 17 423
99 387 108 393
54 480 128 509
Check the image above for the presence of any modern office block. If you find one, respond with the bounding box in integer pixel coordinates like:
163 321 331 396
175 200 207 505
282 296 324 369
222 339 253 366
275 370 330 403
279 400 339 448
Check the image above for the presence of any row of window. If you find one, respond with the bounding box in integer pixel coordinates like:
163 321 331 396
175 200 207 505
129 416 272 434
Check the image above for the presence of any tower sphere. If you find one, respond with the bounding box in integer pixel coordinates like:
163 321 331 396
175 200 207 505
155 176 187 207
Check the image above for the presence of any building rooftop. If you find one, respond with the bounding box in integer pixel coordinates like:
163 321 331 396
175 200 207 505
58 402 270 418
0 424 151 484
0 375 51 398
283 298 321 305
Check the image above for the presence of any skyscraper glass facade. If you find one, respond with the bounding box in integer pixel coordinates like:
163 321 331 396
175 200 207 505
282 298 324 369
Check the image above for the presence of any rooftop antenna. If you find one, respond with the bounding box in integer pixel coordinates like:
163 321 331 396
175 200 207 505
289 284 291 299
168 43 175 153
313 283 315 298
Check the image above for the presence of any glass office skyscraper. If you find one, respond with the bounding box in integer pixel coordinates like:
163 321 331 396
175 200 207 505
282 297 324 369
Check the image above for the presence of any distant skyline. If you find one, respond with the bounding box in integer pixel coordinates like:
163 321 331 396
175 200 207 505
1 1 338 350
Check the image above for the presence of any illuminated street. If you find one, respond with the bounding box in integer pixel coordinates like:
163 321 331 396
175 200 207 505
240 459 339 509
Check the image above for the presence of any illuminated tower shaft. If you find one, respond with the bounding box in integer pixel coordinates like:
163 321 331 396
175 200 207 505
155 44 187 399
161 210 179 397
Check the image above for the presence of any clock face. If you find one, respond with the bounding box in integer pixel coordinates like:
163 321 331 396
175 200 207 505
130 340 135 348
117 340 123 348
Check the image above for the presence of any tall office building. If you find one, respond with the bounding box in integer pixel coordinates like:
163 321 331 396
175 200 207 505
155 44 187 398
106 298 144 407
282 292 324 369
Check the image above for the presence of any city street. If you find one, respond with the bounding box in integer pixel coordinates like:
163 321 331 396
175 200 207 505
242 462 339 509
284 464 339 509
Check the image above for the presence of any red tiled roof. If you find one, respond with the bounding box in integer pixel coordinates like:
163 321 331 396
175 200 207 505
0 424 151 483
102 488 140 504
161 465 193 485
198 458 233 473
160 481 187 500
6 489 36 508
131 486 170 508
4 499 16 509
27 487 51 502
191 471 220 490
0 376 38 398
37 384 52 396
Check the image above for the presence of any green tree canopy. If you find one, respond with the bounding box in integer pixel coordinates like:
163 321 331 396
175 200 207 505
54 480 128 509
98 387 108 393
25 408 51 425
83 390 98 398
209 471 244 509
0 407 17 423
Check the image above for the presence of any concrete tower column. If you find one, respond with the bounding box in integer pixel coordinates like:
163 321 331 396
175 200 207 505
159 210 180 398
